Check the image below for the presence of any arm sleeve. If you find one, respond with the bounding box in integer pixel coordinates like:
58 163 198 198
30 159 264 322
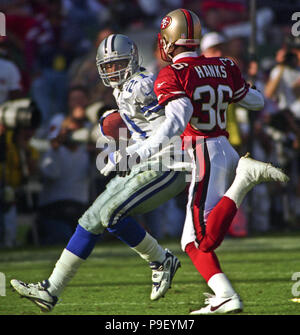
227 59 249 103
236 87 264 111
126 97 193 160
134 75 164 121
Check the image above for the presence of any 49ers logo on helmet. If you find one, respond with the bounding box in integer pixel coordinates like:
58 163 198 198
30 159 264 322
161 16 172 30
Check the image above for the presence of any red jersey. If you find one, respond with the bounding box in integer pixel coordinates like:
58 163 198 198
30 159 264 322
154 55 249 139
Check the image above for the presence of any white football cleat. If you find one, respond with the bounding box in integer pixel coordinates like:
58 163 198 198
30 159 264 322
149 249 181 301
11 279 57 312
236 152 289 185
190 293 243 315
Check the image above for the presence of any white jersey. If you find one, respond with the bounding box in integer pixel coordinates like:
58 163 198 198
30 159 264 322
101 68 189 171
113 69 165 142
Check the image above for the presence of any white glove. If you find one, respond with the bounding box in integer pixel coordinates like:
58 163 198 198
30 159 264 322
100 150 124 177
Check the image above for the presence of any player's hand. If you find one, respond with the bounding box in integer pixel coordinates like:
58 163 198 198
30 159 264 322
100 150 129 177
100 150 122 176
117 152 140 177
100 150 141 177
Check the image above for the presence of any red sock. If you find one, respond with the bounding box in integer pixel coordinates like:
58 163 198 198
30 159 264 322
200 196 237 252
185 242 222 282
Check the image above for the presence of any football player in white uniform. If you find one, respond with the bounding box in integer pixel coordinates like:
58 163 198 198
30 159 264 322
10 34 188 312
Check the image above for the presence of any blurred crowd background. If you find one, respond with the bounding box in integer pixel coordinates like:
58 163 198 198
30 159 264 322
1 0 300 248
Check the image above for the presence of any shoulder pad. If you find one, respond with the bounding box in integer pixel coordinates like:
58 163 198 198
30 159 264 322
131 71 156 103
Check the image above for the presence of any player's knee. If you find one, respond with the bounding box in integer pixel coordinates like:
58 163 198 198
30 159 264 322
78 207 105 235
198 235 221 253
185 242 197 255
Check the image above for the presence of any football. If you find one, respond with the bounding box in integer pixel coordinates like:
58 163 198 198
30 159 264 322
101 110 130 140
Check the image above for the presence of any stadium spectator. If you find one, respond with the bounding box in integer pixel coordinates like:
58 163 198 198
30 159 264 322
27 0 92 134
0 122 39 248
33 83 95 245
200 31 227 58
36 115 91 245
264 36 300 226
0 36 30 248
0 37 23 104
265 37 300 120
47 85 93 139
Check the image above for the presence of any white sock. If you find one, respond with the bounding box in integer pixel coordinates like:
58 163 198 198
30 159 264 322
131 232 166 263
224 174 254 208
208 273 236 298
48 249 84 297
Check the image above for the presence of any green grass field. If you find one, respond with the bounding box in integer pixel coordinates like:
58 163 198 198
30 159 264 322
1 233 300 316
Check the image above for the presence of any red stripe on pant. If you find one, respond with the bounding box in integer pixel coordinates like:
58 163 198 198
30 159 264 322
191 140 238 252
192 140 207 245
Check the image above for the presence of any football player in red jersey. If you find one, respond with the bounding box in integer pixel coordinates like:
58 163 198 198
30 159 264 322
129 9 289 314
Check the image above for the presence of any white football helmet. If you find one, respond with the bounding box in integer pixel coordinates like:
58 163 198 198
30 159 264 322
96 34 139 88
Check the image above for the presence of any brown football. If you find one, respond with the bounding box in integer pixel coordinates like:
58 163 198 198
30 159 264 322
102 111 130 140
